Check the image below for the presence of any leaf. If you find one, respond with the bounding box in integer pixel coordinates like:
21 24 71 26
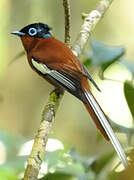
120 58 134 76
56 163 84 177
0 167 18 180
0 130 25 159
41 172 73 180
44 150 84 177
83 58 92 68
1 156 26 172
91 151 115 174
69 149 96 169
124 81 134 120
96 131 104 143
89 39 125 72
45 151 68 169
107 171 119 180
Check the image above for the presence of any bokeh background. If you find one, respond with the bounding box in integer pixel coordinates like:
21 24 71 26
0 0 134 172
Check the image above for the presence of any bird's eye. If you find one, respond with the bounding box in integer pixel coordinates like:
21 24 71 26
28 28 37 36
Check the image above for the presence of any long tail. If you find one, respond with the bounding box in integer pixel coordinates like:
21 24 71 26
82 80 128 168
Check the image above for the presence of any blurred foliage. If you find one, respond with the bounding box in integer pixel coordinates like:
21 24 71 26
90 40 125 78
9 51 25 66
84 40 125 79
0 132 125 180
0 0 10 77
0 167 18 180
120 58 134 76
124 81 134 121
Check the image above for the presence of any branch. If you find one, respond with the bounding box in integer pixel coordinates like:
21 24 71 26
23 90 63 180
63 0 71 46
72 0 113 57
23 0 114 179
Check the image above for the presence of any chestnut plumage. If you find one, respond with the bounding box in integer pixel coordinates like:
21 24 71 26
12 22 128 167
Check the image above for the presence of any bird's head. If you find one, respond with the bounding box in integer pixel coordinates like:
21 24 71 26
11 22 52 38
11 23 52 51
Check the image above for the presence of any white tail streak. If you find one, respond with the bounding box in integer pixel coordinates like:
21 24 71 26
84 89 128 168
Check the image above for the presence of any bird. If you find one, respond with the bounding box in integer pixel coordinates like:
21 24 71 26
11 22 128 167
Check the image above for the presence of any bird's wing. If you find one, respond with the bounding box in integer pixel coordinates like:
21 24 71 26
31 58 76 92
31 58 87 102
30 36 99 91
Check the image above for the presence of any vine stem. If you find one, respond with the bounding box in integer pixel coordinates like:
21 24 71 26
63 0 71 46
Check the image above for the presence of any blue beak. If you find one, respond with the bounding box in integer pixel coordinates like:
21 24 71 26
11 31 25 36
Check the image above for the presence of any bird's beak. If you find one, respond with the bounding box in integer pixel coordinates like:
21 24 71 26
11 31 25 36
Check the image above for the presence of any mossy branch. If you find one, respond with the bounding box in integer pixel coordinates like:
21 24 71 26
23 0 114 179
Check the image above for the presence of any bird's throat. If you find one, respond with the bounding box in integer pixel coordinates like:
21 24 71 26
21 36 38 52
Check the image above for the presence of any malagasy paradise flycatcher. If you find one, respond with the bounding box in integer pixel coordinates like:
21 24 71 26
12 23 128 168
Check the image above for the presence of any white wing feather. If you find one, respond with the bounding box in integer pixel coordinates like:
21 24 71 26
32 58 76 91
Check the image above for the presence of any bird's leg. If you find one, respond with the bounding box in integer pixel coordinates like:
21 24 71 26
50 87 64 97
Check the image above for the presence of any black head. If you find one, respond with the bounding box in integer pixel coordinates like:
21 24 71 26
12 23 52 39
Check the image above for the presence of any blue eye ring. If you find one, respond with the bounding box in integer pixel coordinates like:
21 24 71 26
28 27 37 36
